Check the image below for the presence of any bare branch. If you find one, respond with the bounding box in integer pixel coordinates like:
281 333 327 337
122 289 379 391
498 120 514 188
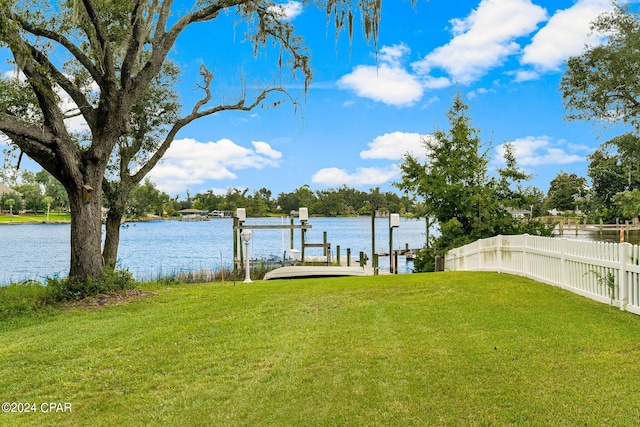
131 80 290 184
131 1 242 104
192 65 214 114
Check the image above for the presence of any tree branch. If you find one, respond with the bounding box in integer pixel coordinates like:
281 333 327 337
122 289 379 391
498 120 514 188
0 115 57 147
155 0 174 39
1 129 59 172
121 0 149 89
6 45 69 142
81 0 117 81
24 43 97 129
9 10 105 87
131 76 290 183
129 1 242 107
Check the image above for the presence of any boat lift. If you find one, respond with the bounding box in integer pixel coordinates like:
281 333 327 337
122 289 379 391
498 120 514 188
234 208 416 277
233 207 313 272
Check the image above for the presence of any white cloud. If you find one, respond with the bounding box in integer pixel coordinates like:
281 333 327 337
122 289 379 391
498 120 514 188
334 0 612 97
513 69 540 82
312 165 399 187
337 44 424 107
523 0 612 71
422 76 452 90
467 87 494 99
495 136 587 167
520 0 612 72
147 137 282 194
252 140 282 159
360 132 430 160
312 131 432 188
379 44 411 67
412 0 547 85
269 1 303 21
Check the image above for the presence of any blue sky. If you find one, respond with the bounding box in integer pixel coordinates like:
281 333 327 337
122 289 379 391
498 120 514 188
1 0 634 197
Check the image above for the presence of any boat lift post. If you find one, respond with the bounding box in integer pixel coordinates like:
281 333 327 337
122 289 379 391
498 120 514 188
389 213 400 274
233 207 312 273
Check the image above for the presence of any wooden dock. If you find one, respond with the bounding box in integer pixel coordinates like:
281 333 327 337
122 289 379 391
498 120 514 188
263 266 366 280
556 218 640 238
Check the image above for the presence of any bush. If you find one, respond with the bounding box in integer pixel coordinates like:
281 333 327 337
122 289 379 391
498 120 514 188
47 269 138 302
0 281 53 320
412 247 436 273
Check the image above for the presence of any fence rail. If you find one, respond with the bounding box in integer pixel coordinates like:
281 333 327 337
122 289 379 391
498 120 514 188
445 234 640 316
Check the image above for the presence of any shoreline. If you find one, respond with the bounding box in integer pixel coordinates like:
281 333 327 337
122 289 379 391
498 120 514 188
0 219 71 225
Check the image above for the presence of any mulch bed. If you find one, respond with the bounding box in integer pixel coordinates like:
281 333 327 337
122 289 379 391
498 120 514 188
64 289 156 309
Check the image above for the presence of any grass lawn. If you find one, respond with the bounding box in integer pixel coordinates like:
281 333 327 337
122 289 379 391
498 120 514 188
0 213 70 223
2 272 640 426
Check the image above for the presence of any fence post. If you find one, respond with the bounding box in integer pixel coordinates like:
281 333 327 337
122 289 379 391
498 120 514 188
560 238 568 289
497 235 503 273
523 234 529 278
620 243 629 312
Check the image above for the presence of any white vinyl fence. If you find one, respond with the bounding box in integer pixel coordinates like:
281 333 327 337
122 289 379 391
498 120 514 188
445 234 640 316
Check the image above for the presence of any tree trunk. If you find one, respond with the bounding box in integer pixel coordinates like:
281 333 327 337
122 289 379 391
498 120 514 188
68 182 104 280
103 210 124 270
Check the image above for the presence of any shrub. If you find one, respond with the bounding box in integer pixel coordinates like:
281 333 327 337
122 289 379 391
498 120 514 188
412 247 436 273
47 269 138 302
0 281 52 320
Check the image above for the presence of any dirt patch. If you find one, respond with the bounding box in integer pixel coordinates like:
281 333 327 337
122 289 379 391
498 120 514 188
64 289 156 309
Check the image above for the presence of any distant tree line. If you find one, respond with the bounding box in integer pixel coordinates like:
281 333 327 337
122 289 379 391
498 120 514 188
0 169 416 219
5 131 640 227
171 184 416 218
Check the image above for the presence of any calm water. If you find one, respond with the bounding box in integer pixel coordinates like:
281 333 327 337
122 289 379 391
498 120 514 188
0 217 429 284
